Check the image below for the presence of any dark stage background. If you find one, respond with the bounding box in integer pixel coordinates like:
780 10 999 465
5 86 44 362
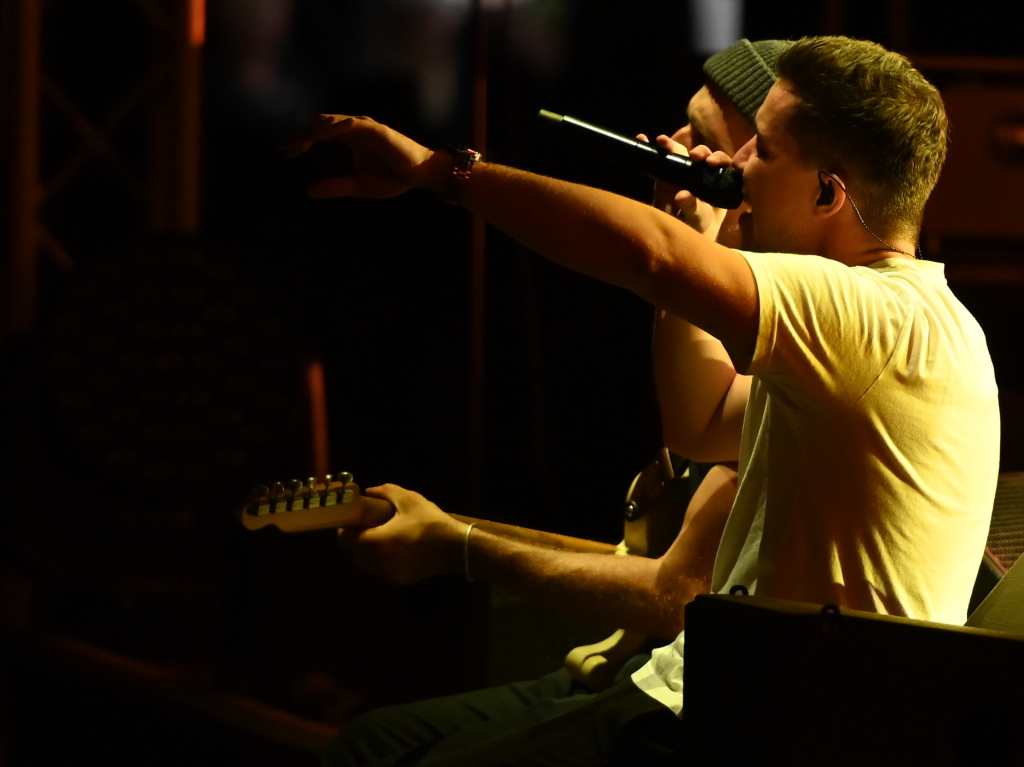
2 1 1024 764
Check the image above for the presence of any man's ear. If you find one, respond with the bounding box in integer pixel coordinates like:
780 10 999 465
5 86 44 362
815 171 846 217
817 177 835 205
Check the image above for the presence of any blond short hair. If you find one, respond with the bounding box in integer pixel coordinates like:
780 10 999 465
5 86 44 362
777 36 948 241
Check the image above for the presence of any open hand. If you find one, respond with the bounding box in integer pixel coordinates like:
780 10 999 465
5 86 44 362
280 114 447 200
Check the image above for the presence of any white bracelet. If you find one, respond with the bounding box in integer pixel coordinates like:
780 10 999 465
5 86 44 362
464 522 476 582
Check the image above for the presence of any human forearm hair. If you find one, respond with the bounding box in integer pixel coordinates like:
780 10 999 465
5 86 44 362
459 162 759 360
465 529 706 640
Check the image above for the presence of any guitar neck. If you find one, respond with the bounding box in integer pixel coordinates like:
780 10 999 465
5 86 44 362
238 477 394 533
451 514 619 555
238 476 619 555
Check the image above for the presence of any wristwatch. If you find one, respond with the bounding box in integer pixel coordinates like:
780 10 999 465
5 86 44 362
440 144 482 205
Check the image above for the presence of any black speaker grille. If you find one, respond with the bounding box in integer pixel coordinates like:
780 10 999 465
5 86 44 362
984 472 1024 574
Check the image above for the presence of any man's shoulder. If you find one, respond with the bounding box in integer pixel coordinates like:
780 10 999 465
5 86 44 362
740 251 949 295
857 256 946 282
737 250 885 296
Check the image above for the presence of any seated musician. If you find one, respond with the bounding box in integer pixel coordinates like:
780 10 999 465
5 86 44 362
282 35 999 767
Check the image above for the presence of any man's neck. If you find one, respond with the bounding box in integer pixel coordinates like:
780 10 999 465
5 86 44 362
822 225 918 267
848 245 917 266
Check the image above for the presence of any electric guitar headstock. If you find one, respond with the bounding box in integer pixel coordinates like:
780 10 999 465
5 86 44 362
238 472 393 533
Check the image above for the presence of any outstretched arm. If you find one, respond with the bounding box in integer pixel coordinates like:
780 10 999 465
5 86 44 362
282 115 760 370
339 466 737 640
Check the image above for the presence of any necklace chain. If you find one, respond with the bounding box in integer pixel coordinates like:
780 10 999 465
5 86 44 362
819 171 917 259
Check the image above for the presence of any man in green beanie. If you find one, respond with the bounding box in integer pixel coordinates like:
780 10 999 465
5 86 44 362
649 39 790 468
319 39 791 767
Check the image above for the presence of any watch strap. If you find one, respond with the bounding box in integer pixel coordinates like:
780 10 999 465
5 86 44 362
440 144 482 205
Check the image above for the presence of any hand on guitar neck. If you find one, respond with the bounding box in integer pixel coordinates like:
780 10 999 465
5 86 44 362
238 473 620 584
239 473 396 533
238 461 738 645
337 484 471 585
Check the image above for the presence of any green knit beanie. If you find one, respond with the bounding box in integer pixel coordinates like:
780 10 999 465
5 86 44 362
703 38 792 125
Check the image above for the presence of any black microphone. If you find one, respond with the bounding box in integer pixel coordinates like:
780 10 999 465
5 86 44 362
537 109 744 210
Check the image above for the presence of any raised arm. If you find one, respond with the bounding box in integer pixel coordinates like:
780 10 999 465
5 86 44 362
653 312 750 462
281 115 760 369
339 467 737 639
644 136 751 461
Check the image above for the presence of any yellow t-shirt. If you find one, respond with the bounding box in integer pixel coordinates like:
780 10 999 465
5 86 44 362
633 253 1000 715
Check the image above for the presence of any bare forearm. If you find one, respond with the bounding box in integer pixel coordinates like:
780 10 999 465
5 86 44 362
285 117 758 362
465 529 699 639
456 464 738 639
459 162 757 351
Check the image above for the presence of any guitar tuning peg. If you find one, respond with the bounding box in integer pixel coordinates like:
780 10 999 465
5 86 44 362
251 484 271 516
288 479 303 510
335 472 353 504
271 482 284 513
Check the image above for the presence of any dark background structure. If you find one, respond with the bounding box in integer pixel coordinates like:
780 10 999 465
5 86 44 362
2 1 1024 764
